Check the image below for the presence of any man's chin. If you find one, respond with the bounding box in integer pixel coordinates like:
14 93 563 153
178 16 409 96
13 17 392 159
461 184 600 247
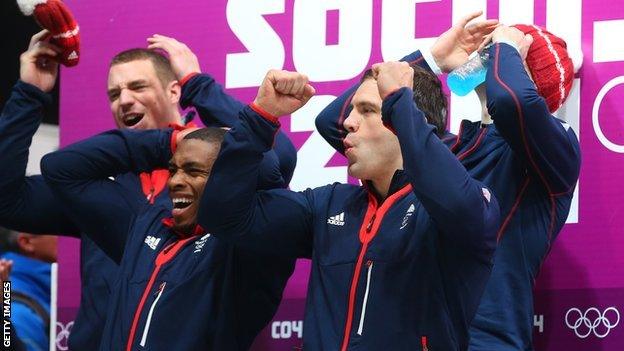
172 221 196 235
347 164 361 179
171 215 191 230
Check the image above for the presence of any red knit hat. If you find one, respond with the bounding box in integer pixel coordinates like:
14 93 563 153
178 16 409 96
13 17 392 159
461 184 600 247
17 0 80 67
512 24 578 113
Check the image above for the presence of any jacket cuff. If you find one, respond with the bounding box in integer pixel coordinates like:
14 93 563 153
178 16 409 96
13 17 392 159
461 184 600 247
170 129 179 153
16 80 53 107
250 102 280 126
421 49 442 75
179 72 201 88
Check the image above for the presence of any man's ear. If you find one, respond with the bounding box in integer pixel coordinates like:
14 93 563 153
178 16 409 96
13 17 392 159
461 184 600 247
167 80 182 105
17 233 35 255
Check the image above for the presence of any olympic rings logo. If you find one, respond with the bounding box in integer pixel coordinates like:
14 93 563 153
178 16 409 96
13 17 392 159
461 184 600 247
565 307 620 339
55 321 74 351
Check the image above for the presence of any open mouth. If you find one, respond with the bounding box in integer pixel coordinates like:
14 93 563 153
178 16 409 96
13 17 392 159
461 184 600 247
171 198 194 217
122 112 145 127
172 198 193 210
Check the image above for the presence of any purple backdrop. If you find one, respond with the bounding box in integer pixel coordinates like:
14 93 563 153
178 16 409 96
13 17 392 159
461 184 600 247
55 0 624 350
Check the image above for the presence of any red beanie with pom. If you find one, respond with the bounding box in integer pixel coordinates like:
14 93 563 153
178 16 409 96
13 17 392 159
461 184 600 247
17 0 80 67
512 24 575 113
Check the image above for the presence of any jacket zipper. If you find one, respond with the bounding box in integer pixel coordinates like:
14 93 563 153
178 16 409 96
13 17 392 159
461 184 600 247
340 203 376 351
147 187 155 204
339 184 413 351
139 282 167 347
125 236 196 351
356 260 373 335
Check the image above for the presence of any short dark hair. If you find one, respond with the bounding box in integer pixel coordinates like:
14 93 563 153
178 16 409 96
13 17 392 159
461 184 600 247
110 49 177 87
183 127 227 146
360 66 448 136
0 227 20 254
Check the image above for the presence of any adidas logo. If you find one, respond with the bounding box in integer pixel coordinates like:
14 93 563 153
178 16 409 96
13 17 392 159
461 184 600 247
144 236 161 250
327 212 345 226
68 50 78 60
400 204 416 229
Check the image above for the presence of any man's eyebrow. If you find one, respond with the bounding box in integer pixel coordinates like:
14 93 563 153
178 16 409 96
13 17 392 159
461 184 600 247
181 161 210 170
353 100 380 111
107 79 150 93
127 79 150 87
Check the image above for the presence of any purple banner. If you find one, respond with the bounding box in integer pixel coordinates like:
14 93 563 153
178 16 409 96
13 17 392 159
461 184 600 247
57 0 624 349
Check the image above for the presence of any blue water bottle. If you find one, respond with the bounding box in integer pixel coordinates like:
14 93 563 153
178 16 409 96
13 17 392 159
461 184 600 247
447 45 491 96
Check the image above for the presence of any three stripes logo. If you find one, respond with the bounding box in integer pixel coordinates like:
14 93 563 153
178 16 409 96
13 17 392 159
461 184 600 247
144 236 161 250
67 51 79 61
327 212 345 226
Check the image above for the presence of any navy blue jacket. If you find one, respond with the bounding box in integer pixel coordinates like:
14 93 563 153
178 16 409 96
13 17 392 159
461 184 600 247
467 43 580 351
40 127 295 351
0 75 296 350
199 91 500 350
315 44 580 350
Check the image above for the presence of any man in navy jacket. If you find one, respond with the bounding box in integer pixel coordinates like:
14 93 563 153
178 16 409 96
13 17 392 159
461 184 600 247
315 18 581 350
0 31 295 350
41 125 295 350
198 63 500 350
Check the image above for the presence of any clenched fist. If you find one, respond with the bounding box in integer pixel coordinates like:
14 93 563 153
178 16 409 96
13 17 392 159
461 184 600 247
371 62 414 100
253 70 315 118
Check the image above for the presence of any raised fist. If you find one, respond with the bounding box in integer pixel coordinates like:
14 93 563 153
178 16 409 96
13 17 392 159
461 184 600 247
253 70 315 118
371 62 414 100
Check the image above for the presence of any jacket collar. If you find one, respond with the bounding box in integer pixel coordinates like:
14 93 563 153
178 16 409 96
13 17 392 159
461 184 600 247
364 170 410 204
161 218 205 239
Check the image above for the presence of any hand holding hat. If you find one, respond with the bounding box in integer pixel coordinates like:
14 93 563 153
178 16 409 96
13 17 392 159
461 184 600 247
17 0 80 67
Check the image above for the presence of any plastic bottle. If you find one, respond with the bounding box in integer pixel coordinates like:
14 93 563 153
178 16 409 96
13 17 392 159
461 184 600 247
447 46 491 96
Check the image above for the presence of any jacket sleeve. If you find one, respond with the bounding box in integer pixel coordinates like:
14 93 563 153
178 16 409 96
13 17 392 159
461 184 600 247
180 73 297 187
40 129 173 262
232 247 296 348
180 73 246 128
255 131 297 189
198 106 313 258
0 81 79 236
486 43 581 195
315 50 432 155
382 88 500 256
